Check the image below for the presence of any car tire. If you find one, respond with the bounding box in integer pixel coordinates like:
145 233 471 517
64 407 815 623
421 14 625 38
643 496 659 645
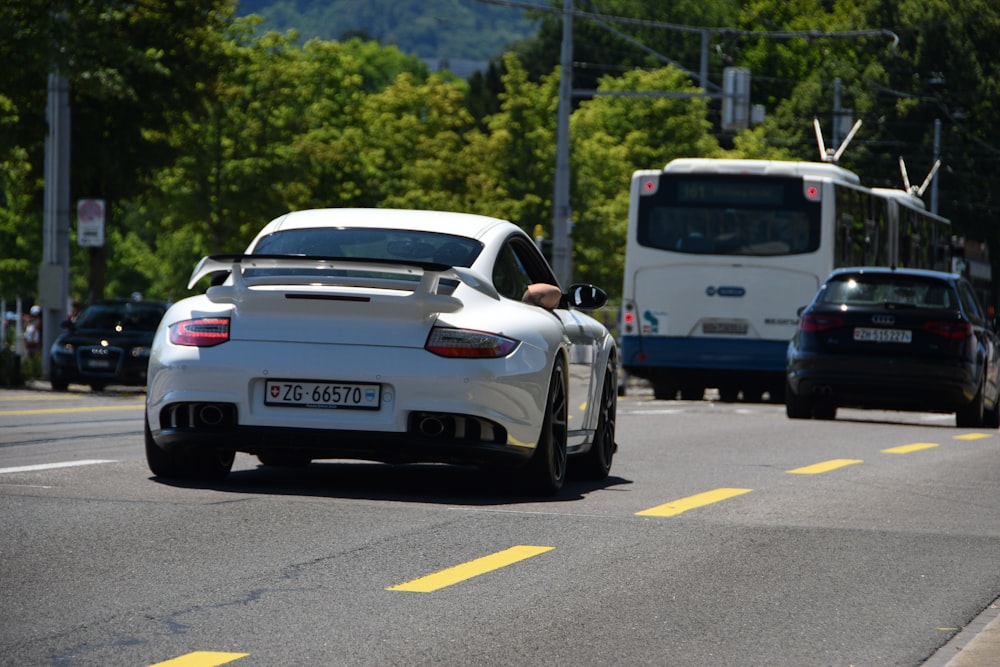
575 358 617 480
956 375 986 428
144 414 235 481
784 380 813 419
523 360 568 495
983 398 1000 429
90 383 106 392
50 366 69 392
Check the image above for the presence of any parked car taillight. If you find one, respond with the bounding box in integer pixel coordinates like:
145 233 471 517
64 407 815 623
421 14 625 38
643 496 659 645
923 320 974 340
798 313 844 332
169 318 230 347
425 327 518 358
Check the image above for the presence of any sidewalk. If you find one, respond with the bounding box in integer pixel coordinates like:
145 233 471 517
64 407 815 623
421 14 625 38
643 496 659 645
927 598 1000 666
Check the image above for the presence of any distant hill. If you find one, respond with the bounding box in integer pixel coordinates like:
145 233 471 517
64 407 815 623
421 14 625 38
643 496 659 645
236 0 539 74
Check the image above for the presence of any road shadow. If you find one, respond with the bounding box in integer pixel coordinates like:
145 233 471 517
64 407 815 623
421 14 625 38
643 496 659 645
152 459 632 506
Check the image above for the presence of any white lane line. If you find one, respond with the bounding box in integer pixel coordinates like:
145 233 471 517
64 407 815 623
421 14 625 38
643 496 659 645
0 459 117 474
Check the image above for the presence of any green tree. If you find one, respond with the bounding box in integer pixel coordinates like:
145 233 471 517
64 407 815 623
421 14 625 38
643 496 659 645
133 28 432 299
571 66 721 295
0 0 236 303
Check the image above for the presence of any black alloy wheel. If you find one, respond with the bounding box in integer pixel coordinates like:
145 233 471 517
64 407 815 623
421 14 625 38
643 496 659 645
524 360 568 495
576 358 617 480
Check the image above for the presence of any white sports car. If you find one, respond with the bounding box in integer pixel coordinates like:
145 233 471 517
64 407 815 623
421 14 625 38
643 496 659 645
145 208 618 494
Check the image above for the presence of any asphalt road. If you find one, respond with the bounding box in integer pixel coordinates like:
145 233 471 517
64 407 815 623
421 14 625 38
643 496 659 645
1 383 998 666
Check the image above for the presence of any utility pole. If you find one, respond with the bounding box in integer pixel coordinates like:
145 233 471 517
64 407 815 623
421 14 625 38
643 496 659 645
40 73 71 378
551 0 573 288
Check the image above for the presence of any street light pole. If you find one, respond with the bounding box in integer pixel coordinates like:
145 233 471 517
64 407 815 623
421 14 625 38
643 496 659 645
551 0 573 288
40 72 71 379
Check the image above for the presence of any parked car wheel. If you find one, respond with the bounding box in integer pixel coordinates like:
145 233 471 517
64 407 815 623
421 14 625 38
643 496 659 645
50 366 69 392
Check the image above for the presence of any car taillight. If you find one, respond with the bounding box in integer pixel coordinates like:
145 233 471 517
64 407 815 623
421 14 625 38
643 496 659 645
798 313 843 332
923 320 974 340
425 327 518 358
169 318 230 347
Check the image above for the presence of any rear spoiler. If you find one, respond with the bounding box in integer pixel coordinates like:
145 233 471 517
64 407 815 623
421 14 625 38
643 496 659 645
188 254 500 300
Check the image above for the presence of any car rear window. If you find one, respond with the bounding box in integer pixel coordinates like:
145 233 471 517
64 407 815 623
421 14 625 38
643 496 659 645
76 302 167 331
820 276 955 308
252 228 484 268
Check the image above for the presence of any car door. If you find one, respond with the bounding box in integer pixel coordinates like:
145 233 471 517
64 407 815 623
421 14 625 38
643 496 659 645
496 235 601 450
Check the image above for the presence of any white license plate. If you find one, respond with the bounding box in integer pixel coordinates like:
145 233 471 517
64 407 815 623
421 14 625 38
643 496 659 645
702 321 748 335
84 359 113 369
265 380 381 410
853 327 912 343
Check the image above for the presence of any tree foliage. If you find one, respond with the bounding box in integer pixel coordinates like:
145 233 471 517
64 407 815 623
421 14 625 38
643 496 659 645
2 0 1000 310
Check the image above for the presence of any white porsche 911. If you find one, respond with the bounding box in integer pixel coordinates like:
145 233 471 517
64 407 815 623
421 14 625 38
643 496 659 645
145 208 618 494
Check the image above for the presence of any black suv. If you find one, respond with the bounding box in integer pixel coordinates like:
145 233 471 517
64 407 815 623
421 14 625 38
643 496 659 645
49 299 168 391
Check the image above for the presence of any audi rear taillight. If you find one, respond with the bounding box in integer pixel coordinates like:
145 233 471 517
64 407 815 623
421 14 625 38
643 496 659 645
425 327 518 358
798 313 844 332
169 318 230 347
923 320 974 340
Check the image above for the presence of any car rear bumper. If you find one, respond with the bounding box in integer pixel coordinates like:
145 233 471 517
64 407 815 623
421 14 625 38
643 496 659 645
50 352 150 386
146 340 552 460
787 354 978 411
149 420 533 467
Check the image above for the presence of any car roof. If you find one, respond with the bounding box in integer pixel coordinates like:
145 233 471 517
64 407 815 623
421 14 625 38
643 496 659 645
825 266 961 282
257 208 515 241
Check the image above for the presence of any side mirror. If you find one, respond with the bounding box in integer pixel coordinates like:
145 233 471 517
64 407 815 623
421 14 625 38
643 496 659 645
566 283 608 311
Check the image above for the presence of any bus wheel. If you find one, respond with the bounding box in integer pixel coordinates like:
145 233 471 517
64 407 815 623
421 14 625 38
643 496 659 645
652 382 678 400
680 384 703 401
718 386 739 402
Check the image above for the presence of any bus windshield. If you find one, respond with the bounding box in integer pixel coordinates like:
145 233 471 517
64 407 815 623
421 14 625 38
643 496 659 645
637 175 821 256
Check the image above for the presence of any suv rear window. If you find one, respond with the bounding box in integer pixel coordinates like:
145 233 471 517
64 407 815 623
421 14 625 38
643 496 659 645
820 276 955 309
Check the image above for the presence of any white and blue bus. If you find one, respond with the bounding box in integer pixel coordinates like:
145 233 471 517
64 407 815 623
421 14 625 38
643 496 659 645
620 157 953 401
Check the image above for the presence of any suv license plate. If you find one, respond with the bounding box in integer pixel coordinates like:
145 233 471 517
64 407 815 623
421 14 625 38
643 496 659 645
265 380 381 410
853 327 912 343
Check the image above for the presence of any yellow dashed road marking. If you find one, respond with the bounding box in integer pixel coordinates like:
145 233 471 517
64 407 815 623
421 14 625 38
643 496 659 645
787 459 863 475
883 443 939 454
387 545 554 592
148 651 249 667
635 488 752 517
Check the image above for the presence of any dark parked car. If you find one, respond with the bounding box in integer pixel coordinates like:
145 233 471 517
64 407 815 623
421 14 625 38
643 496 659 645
49 299 168 391
785 267 1000 427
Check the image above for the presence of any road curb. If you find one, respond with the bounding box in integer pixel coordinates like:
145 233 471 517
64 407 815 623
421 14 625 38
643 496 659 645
925 597 1000 666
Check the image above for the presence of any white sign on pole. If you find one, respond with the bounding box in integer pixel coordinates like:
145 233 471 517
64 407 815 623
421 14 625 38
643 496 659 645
77 198 105 247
